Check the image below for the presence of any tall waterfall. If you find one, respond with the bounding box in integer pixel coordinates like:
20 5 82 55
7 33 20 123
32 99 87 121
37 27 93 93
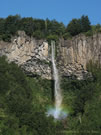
46 41 67 120
51 41 62 110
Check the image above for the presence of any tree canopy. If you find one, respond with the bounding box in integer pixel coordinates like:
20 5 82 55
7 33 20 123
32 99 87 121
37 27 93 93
0 14 101 42
0 56 58 135
66 15 91 36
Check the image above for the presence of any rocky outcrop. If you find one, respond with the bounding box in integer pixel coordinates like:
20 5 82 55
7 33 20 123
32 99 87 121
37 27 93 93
57 33 101 79
0 31 52 79
0 31 101 80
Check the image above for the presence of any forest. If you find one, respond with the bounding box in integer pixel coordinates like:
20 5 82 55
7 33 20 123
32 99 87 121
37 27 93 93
0 56 101 135
0 15 101 42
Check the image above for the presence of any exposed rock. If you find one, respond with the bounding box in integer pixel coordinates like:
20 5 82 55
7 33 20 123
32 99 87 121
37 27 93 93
0 31 101 80
0 31 51 79
57 33 101 79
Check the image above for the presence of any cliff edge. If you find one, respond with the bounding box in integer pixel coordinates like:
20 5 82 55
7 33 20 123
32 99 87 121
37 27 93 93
0 31 101 79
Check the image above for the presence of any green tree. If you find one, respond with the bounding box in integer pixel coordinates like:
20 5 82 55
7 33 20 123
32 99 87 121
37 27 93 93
5 15 21 35
66 19 82 36
0 18 5 35
66 15 91 36
80 15 91 32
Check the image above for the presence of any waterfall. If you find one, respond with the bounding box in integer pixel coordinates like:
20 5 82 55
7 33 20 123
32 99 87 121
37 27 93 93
46 41 67 120
51 41 62 110
51 41 62 119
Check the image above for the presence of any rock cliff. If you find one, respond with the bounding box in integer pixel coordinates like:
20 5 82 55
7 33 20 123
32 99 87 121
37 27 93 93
0 31 101 80
0 31 51 79
58 33 101 79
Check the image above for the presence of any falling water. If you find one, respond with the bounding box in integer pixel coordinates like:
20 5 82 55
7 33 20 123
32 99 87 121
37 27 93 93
47 41 68 120
51 41 62 110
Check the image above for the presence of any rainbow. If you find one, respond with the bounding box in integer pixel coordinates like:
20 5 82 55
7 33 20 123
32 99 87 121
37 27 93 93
46 105 69 120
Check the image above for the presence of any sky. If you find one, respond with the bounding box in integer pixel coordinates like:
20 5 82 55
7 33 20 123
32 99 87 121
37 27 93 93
0 0 101 25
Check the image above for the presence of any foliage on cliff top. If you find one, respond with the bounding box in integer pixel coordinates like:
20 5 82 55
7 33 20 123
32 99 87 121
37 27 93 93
0 15 101 42
66 15 91 36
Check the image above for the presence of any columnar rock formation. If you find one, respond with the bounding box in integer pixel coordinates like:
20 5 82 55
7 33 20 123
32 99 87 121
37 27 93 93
0 31 101 79
57 33 101 79
0 31 51 79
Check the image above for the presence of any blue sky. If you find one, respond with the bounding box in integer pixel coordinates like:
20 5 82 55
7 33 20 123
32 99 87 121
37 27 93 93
0 0 101 25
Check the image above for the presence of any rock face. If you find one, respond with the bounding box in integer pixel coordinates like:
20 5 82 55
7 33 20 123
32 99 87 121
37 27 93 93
0 31 51 79
0 31 101 80
57 33 101 79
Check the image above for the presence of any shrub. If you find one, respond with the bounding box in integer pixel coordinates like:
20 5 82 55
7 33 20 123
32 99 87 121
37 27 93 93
46 34 58 44
63 32 72 40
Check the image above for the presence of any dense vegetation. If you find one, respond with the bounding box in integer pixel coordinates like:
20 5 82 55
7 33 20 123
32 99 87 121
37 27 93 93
0 15 65 42
0 56 62 135
66 15 91 36
61 61 101 135
0 56 101 134
0 15 101 42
